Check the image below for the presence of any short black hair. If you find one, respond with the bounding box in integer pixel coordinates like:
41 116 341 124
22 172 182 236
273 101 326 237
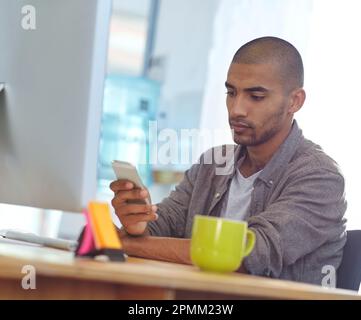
232 36 304 90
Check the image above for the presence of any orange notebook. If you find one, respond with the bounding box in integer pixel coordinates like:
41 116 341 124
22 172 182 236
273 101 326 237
87 201 122 250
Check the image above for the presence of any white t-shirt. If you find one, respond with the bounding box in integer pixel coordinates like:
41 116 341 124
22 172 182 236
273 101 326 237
220 168 262 221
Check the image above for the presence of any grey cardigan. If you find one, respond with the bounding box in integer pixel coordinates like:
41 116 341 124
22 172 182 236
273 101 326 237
148 121 347 285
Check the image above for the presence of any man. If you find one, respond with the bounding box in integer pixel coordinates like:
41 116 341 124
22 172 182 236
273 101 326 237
110 36 347 285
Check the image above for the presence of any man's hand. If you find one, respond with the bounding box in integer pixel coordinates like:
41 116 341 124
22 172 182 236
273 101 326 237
110 180 158 236
120 235 193 265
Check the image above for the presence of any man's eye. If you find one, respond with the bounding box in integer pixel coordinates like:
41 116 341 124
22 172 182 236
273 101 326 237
226 91 235 97
251 95 265 101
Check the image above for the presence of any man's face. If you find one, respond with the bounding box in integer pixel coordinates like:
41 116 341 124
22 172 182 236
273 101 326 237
225 63 293 146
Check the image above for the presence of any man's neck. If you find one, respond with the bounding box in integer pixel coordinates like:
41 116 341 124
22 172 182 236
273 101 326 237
240 122 293 177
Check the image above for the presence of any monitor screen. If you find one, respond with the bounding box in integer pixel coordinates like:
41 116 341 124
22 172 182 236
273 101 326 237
0 0 112 212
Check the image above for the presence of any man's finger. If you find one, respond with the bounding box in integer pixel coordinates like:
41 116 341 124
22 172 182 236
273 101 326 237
109 180 134 192
115 204 157 216
122 212 158 228
111 189 149 206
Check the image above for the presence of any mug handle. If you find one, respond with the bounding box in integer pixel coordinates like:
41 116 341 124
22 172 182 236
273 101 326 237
243 229 256 257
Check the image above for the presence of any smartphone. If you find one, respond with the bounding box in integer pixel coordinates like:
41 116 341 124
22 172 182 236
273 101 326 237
111 160 150 205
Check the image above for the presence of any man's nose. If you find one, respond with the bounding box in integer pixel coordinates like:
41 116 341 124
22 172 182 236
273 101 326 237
229 96 248 118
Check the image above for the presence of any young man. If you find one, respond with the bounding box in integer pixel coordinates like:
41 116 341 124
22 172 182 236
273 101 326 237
110 37 347 285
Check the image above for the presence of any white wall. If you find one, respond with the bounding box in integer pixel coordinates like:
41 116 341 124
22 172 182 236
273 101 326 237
112 0 150 17
151 0 219 130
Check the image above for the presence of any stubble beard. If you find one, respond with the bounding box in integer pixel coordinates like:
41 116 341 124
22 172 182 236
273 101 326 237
232 105 288 147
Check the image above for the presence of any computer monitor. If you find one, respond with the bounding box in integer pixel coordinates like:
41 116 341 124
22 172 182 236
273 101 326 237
0 0 112 213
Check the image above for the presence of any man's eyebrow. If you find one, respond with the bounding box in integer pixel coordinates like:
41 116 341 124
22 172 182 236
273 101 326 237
225 83 269 93
225 81 234 89
244 86 269 93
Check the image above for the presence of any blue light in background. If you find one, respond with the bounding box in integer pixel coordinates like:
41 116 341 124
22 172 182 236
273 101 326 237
97 74 160 194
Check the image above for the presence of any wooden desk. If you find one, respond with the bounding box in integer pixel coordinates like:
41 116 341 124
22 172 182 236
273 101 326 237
0 242 360 300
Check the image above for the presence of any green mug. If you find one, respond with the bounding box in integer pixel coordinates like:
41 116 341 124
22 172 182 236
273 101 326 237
190 215 256 272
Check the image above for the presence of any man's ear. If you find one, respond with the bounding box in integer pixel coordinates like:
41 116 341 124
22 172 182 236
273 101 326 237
288 88 306 114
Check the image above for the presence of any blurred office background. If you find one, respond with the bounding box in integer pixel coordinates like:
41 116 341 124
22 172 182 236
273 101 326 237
98 0 361 231
1 0 361 238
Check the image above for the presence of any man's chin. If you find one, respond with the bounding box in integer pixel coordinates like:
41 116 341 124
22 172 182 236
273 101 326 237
233 136 255 146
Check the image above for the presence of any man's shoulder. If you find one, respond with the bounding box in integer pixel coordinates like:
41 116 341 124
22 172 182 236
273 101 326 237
291 137 343 176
